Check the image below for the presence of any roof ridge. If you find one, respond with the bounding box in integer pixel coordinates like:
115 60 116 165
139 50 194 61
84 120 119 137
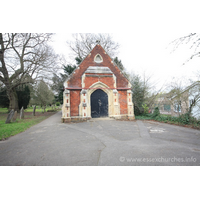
64 43 132 87
64 44 99 83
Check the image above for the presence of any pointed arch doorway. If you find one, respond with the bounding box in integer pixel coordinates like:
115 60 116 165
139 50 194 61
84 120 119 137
91 89 108 118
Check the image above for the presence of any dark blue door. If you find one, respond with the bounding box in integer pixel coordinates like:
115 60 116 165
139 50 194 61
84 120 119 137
91 89 108 118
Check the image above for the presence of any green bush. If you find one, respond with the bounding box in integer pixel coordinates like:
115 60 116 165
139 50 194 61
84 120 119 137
153 112 200 128
135 106 200 129
142 104 149 115
178 113 190 124
135 115 153 120
56 102 60 106
151 107 160 118
134 105 142 116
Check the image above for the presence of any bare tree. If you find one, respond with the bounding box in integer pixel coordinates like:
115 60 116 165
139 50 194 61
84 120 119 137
67 33 120 60
129 71 161 114
181 81 200 116
0 33 58 111
164 80 190 116
31 80 54 112
170 33 200 116
170 33 200 64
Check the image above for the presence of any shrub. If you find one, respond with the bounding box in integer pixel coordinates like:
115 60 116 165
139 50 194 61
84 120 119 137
178 113 200 125
56 102 60 106
134 105 142 116
153 112 200 128
142 104 149 115
178 113 190 124
151 107 160 118
155 115 167 122
135 115 153 120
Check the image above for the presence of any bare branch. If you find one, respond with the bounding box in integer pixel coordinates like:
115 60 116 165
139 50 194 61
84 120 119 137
0 33 58 110
67 33 119 60
170 33 200 65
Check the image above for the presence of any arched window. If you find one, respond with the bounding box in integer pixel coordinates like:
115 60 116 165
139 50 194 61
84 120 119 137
94 54 103 63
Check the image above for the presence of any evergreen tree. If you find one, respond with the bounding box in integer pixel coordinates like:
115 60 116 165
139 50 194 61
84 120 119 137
114 57 124 71
17 85 30 109
0 88 9 108
131 75 145 115
0 85 31 109
63 64 76 75
51 63 77 104
75 57 82 65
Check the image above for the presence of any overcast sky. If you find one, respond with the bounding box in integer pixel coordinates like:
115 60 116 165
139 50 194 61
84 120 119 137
47 0 200 92
5 0 200 91
52 31 200 91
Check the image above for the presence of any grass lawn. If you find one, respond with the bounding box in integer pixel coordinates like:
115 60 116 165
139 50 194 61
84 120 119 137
24 106 57 112
0 106 59 114
0 110 58 141
135 115 153 120
0 108 9 114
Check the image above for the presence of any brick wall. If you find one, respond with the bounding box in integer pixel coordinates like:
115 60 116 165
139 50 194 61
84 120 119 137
70 90 81 116
67 45 129 88
118 90 128 115
84 75 115 88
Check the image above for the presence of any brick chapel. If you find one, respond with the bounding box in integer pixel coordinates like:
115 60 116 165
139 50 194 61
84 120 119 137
62 43 135 122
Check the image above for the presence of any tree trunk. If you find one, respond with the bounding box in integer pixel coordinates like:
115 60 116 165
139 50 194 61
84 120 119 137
7 88 19 112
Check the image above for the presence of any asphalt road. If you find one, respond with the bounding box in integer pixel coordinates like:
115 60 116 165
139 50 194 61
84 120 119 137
0 111 200 166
